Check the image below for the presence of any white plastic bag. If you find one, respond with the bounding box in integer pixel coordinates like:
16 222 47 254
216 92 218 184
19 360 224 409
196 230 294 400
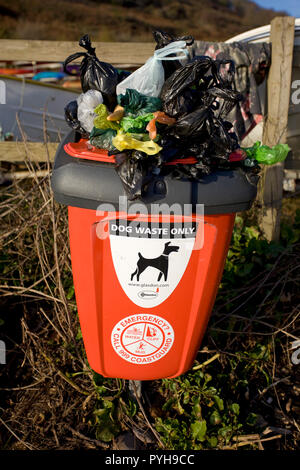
77 89 103 133
116 41 188 98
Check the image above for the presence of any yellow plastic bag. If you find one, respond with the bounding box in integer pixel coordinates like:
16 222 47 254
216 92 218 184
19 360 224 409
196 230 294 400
93 104 119 131
112 131 162 155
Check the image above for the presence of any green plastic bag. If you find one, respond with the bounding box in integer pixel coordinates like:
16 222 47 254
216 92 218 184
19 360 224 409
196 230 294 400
243 141 290 165
93 104 119 131
89 127 117 152
117 89 161 117
120 114 154 133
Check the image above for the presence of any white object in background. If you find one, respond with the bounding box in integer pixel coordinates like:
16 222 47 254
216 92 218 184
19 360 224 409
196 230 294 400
116 41 189 98
241 121 264 148
77 89 103 133
225 18 300 45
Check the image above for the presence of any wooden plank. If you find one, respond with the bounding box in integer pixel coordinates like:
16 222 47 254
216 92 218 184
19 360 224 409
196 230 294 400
0 142 57 162
0 40 155 65
257 16 295 242
5 170 49 180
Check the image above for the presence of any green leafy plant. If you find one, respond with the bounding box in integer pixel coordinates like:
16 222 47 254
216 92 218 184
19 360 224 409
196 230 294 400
92 374 123 442
155 369 244 449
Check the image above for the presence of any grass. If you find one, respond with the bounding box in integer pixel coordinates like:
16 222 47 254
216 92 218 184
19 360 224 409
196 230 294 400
0 150 299 450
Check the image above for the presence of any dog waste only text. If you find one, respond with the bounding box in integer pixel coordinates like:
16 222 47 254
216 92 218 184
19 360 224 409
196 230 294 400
110 223 196 237
109 220 199 308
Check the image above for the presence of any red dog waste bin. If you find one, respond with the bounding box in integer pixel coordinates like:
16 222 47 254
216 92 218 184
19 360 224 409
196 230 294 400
51 132 257 380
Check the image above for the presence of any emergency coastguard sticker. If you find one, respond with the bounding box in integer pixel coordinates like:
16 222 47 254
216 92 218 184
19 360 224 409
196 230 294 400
111 314 174 365
109 219 202 308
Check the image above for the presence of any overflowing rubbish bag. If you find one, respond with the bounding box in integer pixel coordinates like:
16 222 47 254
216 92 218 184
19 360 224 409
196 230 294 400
63 31 288 199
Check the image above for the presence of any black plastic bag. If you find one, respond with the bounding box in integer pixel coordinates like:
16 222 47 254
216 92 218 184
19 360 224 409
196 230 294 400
153 30 194 50
203 87 243 118
64 100 89 137
153 29 194 80
114 150 164 199
63 34 119 110
159 135 184 162
159 51 241 168
160 56 214 104
161 88 200 118
163 160 212 180
167 105 212 139
206 116 239 159
211 59 236 86
114 152 144 200
163 100 239 171
160 56 239 119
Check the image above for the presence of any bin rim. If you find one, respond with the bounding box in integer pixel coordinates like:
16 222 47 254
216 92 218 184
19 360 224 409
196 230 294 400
64 139 246 165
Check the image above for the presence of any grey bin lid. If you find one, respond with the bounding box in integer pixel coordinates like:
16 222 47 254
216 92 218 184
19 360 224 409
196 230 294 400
51 131 258 215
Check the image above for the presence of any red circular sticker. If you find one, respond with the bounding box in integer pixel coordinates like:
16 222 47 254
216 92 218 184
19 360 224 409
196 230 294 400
111 314 174 365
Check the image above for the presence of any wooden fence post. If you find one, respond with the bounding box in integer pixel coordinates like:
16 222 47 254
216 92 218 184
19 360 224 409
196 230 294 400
257 16 295 241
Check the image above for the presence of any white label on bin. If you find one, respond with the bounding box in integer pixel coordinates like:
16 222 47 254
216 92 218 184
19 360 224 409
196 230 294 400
111 314 174 364
109 219 199 308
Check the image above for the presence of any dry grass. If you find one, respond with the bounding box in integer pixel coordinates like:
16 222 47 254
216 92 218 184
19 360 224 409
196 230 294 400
0 153 97 449
0 130 164 449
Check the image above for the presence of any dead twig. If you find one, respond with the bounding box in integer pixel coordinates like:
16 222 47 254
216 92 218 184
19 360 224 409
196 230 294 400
65 425 109 449
0 415 36 450
192 353 220 370
131 380 165 448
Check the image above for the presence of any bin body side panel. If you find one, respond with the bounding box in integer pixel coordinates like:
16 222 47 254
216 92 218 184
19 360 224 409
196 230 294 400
68 206 235 380
175 213 235 377
68 207 103 369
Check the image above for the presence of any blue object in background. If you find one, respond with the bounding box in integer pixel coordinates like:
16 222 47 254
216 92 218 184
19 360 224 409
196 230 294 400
33 71 66 82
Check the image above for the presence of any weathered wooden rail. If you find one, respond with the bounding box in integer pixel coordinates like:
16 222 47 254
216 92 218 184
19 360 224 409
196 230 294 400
0 17 297 241
0 142 58 162
0 39 155 65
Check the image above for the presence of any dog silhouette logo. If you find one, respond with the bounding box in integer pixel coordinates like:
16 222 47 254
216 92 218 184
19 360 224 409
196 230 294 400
130 242 179 282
